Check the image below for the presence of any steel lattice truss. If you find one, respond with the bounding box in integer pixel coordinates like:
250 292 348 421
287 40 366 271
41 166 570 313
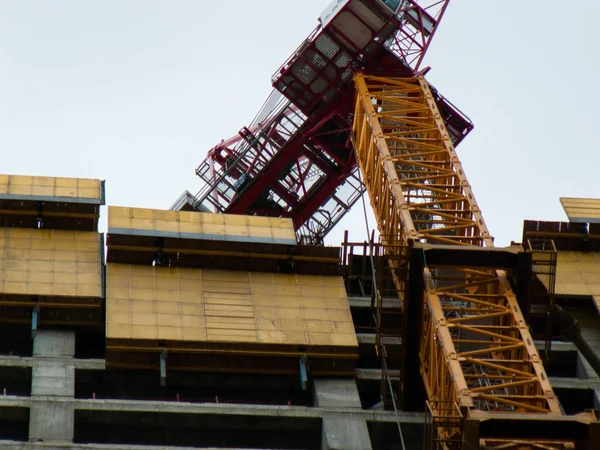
352 75 577 449
353 76 488 248
386 0 450 70
193 97 362 245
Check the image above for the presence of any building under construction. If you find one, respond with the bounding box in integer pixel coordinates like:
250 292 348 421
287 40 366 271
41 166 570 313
1 1 600 449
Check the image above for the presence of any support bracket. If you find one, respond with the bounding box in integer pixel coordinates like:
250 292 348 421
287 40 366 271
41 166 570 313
31 305 40 339
299 354 308 391
36 201 44 229
159 350 168 387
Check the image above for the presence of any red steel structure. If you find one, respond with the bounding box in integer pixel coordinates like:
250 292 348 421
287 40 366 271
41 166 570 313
182 0 472 245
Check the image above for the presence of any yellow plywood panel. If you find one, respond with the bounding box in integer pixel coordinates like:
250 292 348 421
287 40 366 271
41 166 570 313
255 306 278 319
557 273 585 284
108 206 297 245
332 333 359 346
105 265 356 349
0 228 102 299
556 260 580 274
132 325 158 340
309 332 333 345
306 320 330 333
584 273 600 284
10 175 32 186
0 174 102 201
258 330 286 344
131 208 155 220
573 253 599 263
588 285 600 296
561 197 600 223
183 328 207 341
555 252 600 296
556 251 574 262
0 175 8 195
282 331 307 344
158 326 183 340
576 263 600 276
107 323 132 339
56 177 77 188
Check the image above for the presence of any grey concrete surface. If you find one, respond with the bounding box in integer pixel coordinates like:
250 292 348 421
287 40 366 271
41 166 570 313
0 396 424 424
29 402 74 443
570 310 600 378
348 296 401 309
0 443 275 450
72 360 104 371
29 331 75 444
354 368 400 381
315 379 372 450
356 333 402 345
0 332 591 449
314 379 362 408
322 413 373 450
0 356 32 368
31 361 74 397
0 357 104 371
33 332 75 358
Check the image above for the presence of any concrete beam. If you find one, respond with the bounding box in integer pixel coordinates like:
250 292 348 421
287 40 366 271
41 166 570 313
0 396 423 425
355 368 400 381
348 297 400 309
76 398 423 423
356 334 402 346
0 356 104 371
0 356 32 368
73 360 105 371
535 341 577 352
0 443 276 450
548 377 600 389
0 341 578 377
0 395 30 407
0 356 398 383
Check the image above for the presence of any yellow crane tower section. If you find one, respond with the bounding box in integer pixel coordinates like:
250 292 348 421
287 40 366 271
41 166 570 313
351 75 599 450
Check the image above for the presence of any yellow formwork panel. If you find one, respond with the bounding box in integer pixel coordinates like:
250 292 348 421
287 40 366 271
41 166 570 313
108 206 296 245
106 264 357 347
0 228 102 298
560 197 600 223
0 174 102 201
556 251 600 297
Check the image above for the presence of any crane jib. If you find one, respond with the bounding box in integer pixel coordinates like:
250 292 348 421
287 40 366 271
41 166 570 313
352 73 598 450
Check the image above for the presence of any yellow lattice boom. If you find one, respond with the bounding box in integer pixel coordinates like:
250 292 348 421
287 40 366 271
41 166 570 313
351 75 577 449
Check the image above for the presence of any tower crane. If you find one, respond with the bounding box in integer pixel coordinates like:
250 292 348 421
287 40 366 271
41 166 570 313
175 1 600 448
176 0 472 245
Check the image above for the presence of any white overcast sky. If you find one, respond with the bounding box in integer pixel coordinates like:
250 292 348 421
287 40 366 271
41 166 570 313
1 1 598 247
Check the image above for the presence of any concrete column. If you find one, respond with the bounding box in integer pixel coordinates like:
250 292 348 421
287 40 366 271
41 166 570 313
576 352 595 379
572 311 600 378
570 311 600 411
29 330 75 443
314 379 372 450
